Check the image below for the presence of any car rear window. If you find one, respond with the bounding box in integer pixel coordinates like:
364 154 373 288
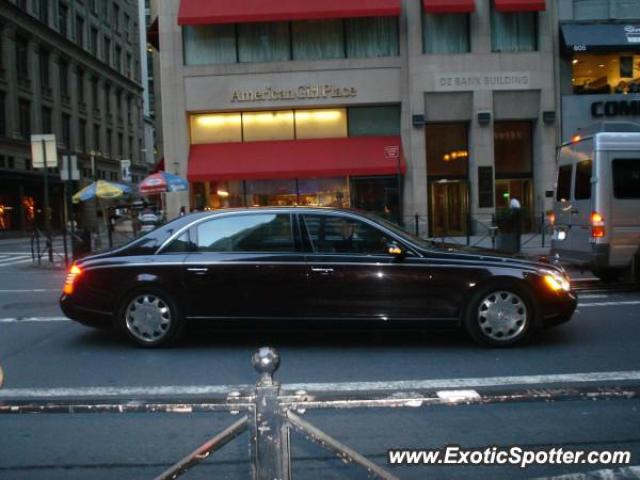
574 159 592 200
612 159 640 199
556 164 572 201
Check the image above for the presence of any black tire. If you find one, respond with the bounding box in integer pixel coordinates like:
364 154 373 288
593 268 621 283
116 287 185 348
463 280 536 347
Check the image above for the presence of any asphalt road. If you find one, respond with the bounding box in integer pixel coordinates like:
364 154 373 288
0 238 639 480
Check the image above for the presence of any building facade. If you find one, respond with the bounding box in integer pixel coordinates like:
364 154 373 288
156 0 557 236
0 0 148 232
557 0 640 142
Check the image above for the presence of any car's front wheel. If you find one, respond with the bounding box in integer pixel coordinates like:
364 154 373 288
117 288 184 347
464 282 534 347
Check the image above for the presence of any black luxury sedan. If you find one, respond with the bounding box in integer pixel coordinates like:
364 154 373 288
60 208 577 347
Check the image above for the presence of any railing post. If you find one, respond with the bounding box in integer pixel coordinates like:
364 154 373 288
541 212 546 248
414 213 419 237
251 347 291 480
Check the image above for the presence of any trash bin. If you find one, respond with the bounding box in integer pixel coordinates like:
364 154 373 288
495 208 522 254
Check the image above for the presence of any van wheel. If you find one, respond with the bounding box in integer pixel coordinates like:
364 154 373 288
463 282 535 347
593 268 621 283
117 288 185 347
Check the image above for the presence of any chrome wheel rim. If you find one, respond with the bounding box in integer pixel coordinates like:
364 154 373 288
478 290 527 342
125 294 172 343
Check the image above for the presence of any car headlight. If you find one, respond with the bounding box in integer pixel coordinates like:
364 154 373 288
542 271 571 292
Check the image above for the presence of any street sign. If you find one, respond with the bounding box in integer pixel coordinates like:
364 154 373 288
120 159 132 182
30 134 58 168
384 145 400 159
60 155 80 181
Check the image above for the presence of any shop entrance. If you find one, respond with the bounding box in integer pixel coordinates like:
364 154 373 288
429 181 469 237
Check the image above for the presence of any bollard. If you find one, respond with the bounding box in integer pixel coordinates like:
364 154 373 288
251 347 291 480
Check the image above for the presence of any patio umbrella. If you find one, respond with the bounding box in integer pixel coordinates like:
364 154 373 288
72 180 132 204
139 172 188 195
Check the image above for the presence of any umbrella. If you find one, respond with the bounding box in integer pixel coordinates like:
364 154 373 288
139 172 188 195
72 180 132 204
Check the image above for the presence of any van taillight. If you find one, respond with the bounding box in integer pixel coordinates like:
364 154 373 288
63 264 82 295
591 211 605 238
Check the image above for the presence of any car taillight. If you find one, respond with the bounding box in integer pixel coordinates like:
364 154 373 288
591 211 605 238
63 264 82 295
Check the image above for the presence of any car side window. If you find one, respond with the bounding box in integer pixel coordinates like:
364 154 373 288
196 214 294 253
303 214 389 255
556 164 573 201
161 232 193 254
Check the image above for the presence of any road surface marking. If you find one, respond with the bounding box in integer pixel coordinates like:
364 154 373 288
0 289 59 293
0 257 32 267
1 370 640 399
579 300 640 307
0 298 638 324
579 294 608 299
534 465 640 480
0 316 68 323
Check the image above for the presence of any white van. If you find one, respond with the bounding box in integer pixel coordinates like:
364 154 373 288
551 122 640 281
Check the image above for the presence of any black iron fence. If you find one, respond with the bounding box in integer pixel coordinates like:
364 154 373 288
1 347 638 479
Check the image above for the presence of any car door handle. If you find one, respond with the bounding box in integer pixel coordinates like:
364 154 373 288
187 267 208 273
311 267 334 273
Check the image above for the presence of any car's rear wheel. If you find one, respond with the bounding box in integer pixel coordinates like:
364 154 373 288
118 289 184 347
464 282 534 347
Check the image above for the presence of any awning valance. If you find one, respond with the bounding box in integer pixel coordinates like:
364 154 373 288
178 0 401 26
187 137 405 182
494 0 545 12
423 0 475 14
561 23 640 52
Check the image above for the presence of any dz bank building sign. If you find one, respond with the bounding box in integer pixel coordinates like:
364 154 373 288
231 84 358 103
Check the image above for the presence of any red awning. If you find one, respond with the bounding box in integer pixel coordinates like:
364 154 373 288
147 17 159 50
177 0 401 25
187 137 405 182
493 0 545 12
423 0 475 13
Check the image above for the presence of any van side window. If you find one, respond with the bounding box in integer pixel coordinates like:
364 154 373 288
556 164 572 201
612 159 640 199
574 160 592 200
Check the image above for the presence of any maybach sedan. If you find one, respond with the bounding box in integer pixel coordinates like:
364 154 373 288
60 208 577 348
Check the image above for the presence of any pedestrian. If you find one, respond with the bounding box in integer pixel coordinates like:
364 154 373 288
179 206 186 217
509 197 522 252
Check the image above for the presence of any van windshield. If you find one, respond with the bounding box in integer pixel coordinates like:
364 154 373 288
612 159 640 199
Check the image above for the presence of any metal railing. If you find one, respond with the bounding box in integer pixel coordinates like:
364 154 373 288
406 212 553 252
1 347 638 479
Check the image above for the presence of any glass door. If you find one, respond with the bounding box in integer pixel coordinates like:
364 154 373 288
429 181 469 237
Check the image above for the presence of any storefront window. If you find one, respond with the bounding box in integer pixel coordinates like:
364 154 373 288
190 113 242 144
245 179 298 206
294 109 347 139
571 53 640 94
494 121 533 216
426 123 469 178
491 10 537 52
292 20 344 60
345 17 399 58
348 106 401 137
350 176 398 221
183 25 236 65
423 13 470 54
494 121 533 177
238 22 290 63
298 177 349 207
242 111 294 142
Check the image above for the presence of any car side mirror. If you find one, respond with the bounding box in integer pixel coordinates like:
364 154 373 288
387 241 406 259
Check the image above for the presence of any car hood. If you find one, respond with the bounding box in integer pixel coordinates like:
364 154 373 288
421 244 566 275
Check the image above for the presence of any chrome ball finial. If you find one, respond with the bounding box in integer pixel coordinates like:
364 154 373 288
252 347 280 385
